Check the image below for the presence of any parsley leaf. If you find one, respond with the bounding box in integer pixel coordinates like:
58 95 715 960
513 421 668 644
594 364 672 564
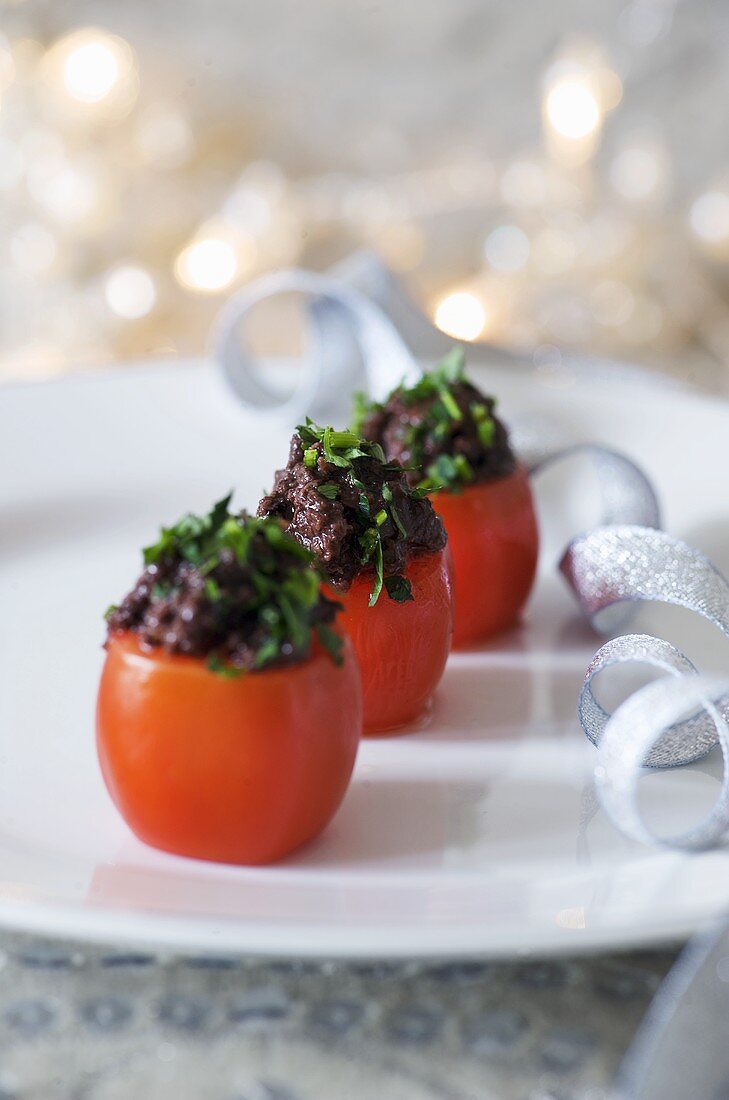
316 622 344 666
206 654 243 680
112 499 345 675
368 535 384 607
384 574 414 603
292 421 417 608
349 347 504 493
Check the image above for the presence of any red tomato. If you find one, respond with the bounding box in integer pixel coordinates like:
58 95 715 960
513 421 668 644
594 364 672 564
432 466 538 647
96 631 362 865
332 548 453 735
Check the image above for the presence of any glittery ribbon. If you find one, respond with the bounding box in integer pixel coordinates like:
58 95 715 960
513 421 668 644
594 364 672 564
562 525 729 848
214 260 729 850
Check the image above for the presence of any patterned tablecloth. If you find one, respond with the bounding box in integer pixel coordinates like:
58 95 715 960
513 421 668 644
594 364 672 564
0 932 676 1099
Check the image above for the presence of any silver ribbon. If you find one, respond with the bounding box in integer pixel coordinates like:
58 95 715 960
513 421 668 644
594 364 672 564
213 266 421 423
564 525 729 848
212 258 729 850
596 671 729 849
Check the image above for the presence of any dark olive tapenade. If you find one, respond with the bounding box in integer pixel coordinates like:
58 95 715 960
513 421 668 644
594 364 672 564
354 347 516 492
105 497 341 673
257 424 447 602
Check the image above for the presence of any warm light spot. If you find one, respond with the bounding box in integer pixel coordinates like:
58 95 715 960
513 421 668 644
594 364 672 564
545 79 601 140
60 31 131 102
434 291 487 341
175 237 238 293
43 28 137 116
65 40 119 101
104 264 156 319
690 191 729 245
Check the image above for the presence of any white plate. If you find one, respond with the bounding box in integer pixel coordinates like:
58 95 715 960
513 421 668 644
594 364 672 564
2 358 729 959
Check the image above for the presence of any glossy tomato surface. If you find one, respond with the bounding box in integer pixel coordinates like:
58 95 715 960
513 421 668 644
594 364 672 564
433 466 538 647
334 548 453 735
97 632 362 865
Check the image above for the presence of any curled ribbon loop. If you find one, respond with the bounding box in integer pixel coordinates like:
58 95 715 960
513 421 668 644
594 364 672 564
213 269 420 423
528 445 661 635
578 634 714 768
596 673 729 849
567 526 729 846
528 444 661 530
561 526 729 638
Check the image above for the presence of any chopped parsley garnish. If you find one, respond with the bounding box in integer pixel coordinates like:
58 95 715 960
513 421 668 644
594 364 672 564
206 653 243 680
315 622 344 664
293 420 424 607
352 346 502 492
110 495 343 675
384 574 414 603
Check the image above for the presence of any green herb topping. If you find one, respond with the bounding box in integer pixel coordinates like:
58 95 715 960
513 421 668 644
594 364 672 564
352 346 514 493
106 495 343 675
293 421 418 607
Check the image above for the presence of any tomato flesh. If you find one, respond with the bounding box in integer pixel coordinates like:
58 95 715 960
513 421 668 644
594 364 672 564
333 548 453 735
96 632 362 865
432 466 538 647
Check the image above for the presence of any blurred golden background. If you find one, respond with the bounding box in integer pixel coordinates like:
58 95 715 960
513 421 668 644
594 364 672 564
2 0 729 389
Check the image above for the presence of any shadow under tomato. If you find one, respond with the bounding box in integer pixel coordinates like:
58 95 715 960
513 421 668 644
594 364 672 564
88 774 490 883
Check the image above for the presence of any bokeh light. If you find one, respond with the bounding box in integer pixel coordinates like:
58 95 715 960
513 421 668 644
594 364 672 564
104 264 156 319
43 28 138 116
690 191 729 248
434 291 487 341
0 11 724 388
175 237 239 294
545 79 601 140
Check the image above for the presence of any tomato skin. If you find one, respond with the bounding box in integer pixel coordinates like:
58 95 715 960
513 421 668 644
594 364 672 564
333 549 453 735
96 632 362 865
432 466 538 647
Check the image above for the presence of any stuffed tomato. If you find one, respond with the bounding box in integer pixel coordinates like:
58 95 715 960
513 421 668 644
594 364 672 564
431 467 537 645
356 347 538 647
330 547 452 732
98 501 361 865
259 424 453 734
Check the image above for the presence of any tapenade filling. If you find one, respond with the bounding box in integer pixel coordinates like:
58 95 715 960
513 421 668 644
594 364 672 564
353 347 516 492
105 496 342 674
257 423 447 605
